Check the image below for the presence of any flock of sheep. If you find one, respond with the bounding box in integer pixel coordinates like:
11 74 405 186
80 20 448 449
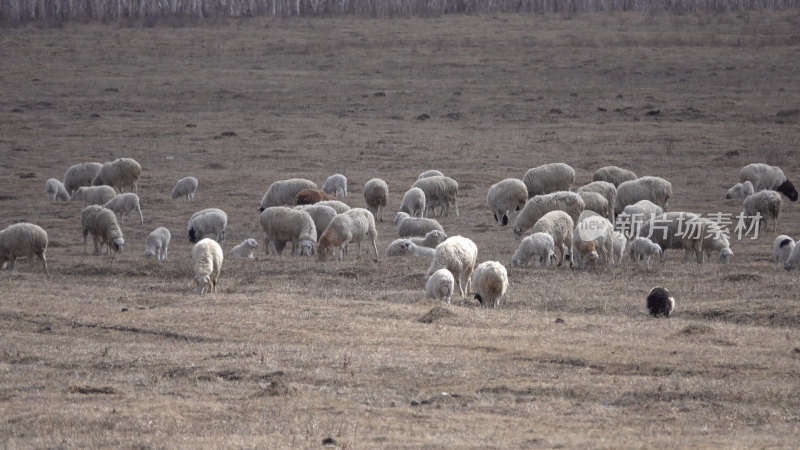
2 157 798 311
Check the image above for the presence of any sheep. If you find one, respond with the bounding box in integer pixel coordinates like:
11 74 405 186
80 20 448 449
592 166 638 188
188 208 227 243
426 236 478 299
628 237 663 269
294 204 338 241
91 157 142 193
393 212 444 238
646 286 675 317
522 163 575 198
573 241 598 269
740 163 798 201
686 218 733 264
418 169 445 179
614 176 672 214
322 173 348 197
81 205 124 255
144 227 170 261
783 240 800 271
530 210 574 267
192 238 223 295
410 230 448 248
63 161 103 195
773 235 795 270
171 176 198 200
573 215 615 268
71 185 116 205
472 261 509 308
412 175 459 217
486 178 528 226
513 191 584 240
742 190 782 233
45 178 70 201
259 207 317 256
230 238 259 259
315 200 351 214
577 191 611 221
259 178 318 211
725 180 754 200
577 181 617 221
103 193 143 225
399 187 426 219
317 208 378 261
0 223 48 275
619 200 664 238
511 232 556 268
385 239 436 258
363 178 389 222
612 231 627 266
425 268 455 305
639 212 701 263
295 188 337 205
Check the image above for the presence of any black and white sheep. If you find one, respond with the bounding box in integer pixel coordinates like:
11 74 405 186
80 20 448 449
0 223 48 275
188 208 228 243
317 208 378 261
144 227 171 261
522 163 575 198
81 205 124 255
171 176 198 200
577 180 617 221
740 163 798 201
71 185 116 205
363 178 389 222
103 193 143 225
399 187 426 219
773 235 795 270
513 191 584 240
259 178 318 211
742 190 782 233
412 175 459 217
192 238 223 295
725 181 754 200
425 268 455 305
315 200 351 214
91 157 142 193
259 206 317 256
592 166 637 188
426 236 478 300
230 238 259 259
418 169 445 179
646 286 674 317
45 178 70 201
472 261 509 308
530 210 574 267
385 239 436 258
628 237 662 269
63 161 103 195
486 178 528 226
573 215 615 268
614 176 672 214
294 204 338 241
322 174 348 197
393 212 444 238
511 232 556 268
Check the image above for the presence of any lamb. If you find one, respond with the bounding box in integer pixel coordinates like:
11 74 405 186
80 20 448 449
628 237 663 269
425 268 455 305
0 223 48 275
259 178 318 211
426 236 478 299
81 205 124 255
294 204 338 241
393 212 445 238
612 231 627 266
725 181 754 200
63 161 103 195
773 235 795 270
638 212 701 263
230 238 259 259
410 230 448 248
171 176 198 200
522 163 575 197
385 239 436 258
71 185 116 205
573 215 615 268
317 208 378 261
294 188 337 205
573 241 598 269
259 206 317 256
91 157 142 193
472 261 509 308
592 166 637 188
315 200 351 214
784 240 800 271
688 218 733 264
412 175 459 217
144 227 171 261
399 187 426 219
511 232 556 268
103 193 143 225
513 191 584 240
418 169 444 179
614 176 672 214
45 178 70 201
619 200 664 237
646 286 674 317
742 190 782 233
188 208 228 243
321 173 348 197
530 210 574 267
578 191 611 221
486 178 528 226
740 163 798 201
192 238 223 295
577 181 617 221
363 178 389 222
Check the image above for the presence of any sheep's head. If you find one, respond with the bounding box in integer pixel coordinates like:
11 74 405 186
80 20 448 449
144 249 156 259
512 226 524 240
299 239 315 257
511 252 523 267
112 238 125 253
777 180 798 202
245 238 259 249
547 251 557 266
720 247 733 264
195 275 211 294
393 212 409 225
317 241 331 261
650 243 663 256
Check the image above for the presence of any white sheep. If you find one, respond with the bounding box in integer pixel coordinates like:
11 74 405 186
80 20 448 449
628 237 662 269
577 181 617 222
103 193 143 225
71 185 116 205
742 190 782 233
511 232 556 268
638 212 701 263
573 215 615 268
399 187 426 218
577 191 611 221
773 235 795 270
363 178 389 222
81 205 124 255
230 238 259 259
91 157 142 193
294 204 338 241
784 239 800 271
188 208 228 243
725 180 754 200
315 200 351 214
592 165 637 188
472 261 509 308
522 163 575 197
317 208 378 261
322 174 347 197
426 236 478 299
192 238 223 295
412 175 459 217
393 212 444 238
63 161 103 195
259 206 317 256
425 268 455 305
45 178 70 201
688 218 733 264
740 163 798 201
144 227 171 261
0 223 48 275
619 200 664 237
530 210 574 267
612 231 627 266
410 230 448 248
385 239 436 258
614 176 673 214
513 191 584 240
259 178 318 211
418 169 445 179
171 176 198 200
486 178 528 226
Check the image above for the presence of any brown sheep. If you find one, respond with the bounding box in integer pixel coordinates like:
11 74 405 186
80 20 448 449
294 189 337 205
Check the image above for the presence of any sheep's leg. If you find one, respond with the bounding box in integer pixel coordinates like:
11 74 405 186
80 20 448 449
355 241 362 259
137 207 143 224
371 234 379 258
453 200 459 217
83 231 88 254
7 257 16 271
36 252 48 276
93 235 101 255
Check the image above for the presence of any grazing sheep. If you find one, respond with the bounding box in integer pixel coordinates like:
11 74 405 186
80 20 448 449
783 240 800 271
322 173 348 197
486 178 528 226
530 210 574 267
573 240 598 269
522 163 575 198
410 230 448 248
646 286 674 318
363 178 389 222
742 190 782 233
425 268 455 305
511 232 556 268
412 175 459 217
385 239 436 258
426 236 478 299
188 208 228 243
513 191 584 240
615 176 673 214
612 231 627 266
0 223 48 275
103 193 143 225
399 187 426 219
144 227 171 261
592 166 637 188
472 261 509 308
91 157 142 193
686 218 733 264
81 205 124 255
63 161 103 195
773 235 795 270
230 238 259 259
639 212 701 263
192 238 223 295
573 215 615 268
259 178 318 211
577 181 617 221
740 163 798 201
295 188 337 205
578 191 611 221
45 178 70 201
393 212 445 238
315 200 351 214
259 207 317 256
294 204 338 241
171 176 198 200
418 169 445 179
725 180 754 200
317 208 378 261
619 200 664 238
71 185 116 205
629 237 663 269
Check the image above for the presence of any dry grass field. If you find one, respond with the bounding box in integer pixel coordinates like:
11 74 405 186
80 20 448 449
2 11 800 447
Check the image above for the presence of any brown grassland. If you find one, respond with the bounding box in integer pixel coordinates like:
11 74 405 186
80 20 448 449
1 11 800 447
